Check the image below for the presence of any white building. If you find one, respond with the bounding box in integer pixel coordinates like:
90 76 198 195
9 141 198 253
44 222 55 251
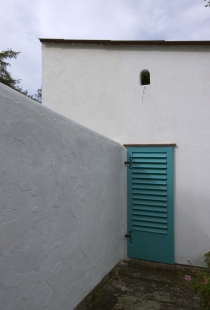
40 39 210 267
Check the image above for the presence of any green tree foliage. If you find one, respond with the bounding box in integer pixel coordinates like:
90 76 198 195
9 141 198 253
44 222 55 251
28 87 42 104
34 87 42 103
0 49 20 89
204 0 210 7
0 48 42 103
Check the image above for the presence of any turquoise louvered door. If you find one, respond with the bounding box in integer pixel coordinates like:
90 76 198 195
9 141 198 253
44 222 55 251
126 146 174 264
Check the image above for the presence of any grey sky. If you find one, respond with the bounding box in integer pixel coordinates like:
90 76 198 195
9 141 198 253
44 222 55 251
0 0 209 96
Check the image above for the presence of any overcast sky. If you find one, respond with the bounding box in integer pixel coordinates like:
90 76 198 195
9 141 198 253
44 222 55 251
1 0 209 96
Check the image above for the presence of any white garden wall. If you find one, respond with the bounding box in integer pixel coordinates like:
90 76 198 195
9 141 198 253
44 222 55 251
42 42 210 267
0 83 127 310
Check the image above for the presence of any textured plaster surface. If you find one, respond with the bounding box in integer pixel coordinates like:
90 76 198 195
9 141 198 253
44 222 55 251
42 44 210 267
0 83 127 310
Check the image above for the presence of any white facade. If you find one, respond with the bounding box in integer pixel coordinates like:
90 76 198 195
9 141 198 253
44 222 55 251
42 41 210 267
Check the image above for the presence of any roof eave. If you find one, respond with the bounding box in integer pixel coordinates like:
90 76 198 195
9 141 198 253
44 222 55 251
39 39 210 46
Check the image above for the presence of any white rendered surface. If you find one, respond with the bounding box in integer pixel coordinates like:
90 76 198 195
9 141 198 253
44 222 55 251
0 83 127 310
43 43 210 267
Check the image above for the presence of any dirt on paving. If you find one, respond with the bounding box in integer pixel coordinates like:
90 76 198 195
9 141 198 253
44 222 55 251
76 259 200 310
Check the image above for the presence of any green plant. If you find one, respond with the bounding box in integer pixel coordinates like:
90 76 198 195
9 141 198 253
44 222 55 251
91 292 101 303
185 252 210 310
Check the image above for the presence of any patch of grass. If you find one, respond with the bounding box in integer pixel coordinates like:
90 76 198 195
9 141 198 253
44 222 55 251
91 292 101 303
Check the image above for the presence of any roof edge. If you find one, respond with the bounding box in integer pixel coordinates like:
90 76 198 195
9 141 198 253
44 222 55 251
39 39 210 46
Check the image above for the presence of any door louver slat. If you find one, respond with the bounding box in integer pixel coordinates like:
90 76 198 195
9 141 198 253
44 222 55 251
133 194 167 201
133 221 167 229
132 179 167 185
133 200 167 207
132 189 167 196
132 163 167 168
132 169 167 175
133 226 168 234
133 174 167 180
132 206 167 212
133 159 167 164
133 184 167 190
132 210 167 217
132 153 167 158
133 215 168 223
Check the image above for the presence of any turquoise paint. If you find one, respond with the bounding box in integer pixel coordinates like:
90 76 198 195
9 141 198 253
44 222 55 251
126 147 174 264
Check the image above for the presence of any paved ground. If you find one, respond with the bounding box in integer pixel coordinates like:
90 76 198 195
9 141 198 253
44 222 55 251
76 259 200 310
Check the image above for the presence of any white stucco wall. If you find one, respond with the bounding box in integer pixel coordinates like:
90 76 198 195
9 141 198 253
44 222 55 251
42 43 210 267
0 83 127 310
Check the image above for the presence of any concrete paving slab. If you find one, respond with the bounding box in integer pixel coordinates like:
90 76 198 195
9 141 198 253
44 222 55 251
114 296 161 310
76 259 200 310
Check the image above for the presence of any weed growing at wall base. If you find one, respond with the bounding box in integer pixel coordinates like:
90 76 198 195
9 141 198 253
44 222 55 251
185 252 210 310
91 292 101 303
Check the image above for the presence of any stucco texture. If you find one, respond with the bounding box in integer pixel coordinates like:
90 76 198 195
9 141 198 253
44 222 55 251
42 43 210 267
0 83 127 310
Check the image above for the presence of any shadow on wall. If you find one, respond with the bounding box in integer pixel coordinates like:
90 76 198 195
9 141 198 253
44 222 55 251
174 189 210 267
0 83 127 310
